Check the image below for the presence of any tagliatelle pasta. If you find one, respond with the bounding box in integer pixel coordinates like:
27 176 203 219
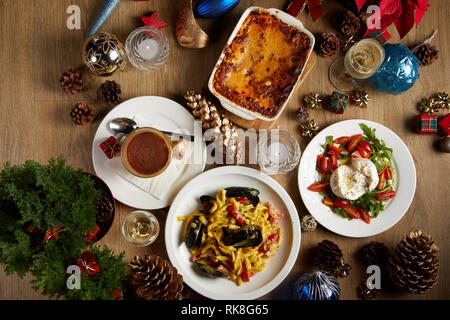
177 188 284 285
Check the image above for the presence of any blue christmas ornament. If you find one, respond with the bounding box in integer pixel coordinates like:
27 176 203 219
368 44 420 95
294 271 340 300
87 0 121 38
194 0 240 18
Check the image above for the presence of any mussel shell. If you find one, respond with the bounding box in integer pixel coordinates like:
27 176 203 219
185 217 205 251
196 259 227 278
222 225 263 248
225 187 260 207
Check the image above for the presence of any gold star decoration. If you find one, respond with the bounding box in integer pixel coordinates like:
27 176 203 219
304 93 322 109
350 90 370 108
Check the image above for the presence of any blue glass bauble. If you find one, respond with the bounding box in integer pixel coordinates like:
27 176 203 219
294 271 340 300
368 44 420 95
194 0 240 18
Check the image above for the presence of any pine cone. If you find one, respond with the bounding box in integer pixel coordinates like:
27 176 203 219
415 44 438 66
313 240 351 277
295 107 309 124
94 196 114 224
340 11 361 37
359 241 388 267
128 255 183 300
97 80 122 104
59 69 86 94
70 103 95 125
387 230 439 294
316 33 340 57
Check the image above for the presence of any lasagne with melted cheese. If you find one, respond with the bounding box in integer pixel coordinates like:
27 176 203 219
212 9 311 119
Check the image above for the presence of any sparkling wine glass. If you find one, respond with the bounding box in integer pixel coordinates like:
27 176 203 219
121 210 160 246
329 38 385 92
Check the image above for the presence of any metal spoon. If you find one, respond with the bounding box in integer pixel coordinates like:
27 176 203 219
109 117 196 142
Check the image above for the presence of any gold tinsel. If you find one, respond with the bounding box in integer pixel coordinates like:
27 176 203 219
350 90 370 108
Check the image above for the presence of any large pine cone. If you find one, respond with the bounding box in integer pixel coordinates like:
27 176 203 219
97 80 122 104
415 44 439 66
70 103 95 125
340 11 361 37
313 240 351 277
316 33 340 57
128 255 183 300
60 69 86 94
387 230 439 294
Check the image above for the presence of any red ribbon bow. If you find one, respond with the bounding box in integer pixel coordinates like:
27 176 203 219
75 251 100 276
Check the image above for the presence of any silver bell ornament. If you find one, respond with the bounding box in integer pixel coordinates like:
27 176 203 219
82 32 126 77
294 271 340 300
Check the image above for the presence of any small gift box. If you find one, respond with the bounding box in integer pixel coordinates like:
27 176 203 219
416 114 438 134
325 91 348 114
438 114 450 136
75 251 99 276
100 136 121 159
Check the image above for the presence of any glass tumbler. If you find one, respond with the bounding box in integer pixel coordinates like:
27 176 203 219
121 210 160 246
125 26 170 71
258 130 301 175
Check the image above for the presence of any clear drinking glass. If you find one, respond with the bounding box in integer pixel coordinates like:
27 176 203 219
329 38 385 92
121 210 160 246
125 26 170 71
257 130 301 175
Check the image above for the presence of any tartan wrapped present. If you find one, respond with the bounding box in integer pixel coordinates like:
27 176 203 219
325 91 349 114
416 114 438 134
438 113 450 136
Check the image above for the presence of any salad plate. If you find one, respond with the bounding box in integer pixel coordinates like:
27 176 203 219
165 166 301 300
298 119 416 238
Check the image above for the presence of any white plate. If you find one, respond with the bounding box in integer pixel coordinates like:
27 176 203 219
92 96 206 209
298 119 416 238
165 166 301 300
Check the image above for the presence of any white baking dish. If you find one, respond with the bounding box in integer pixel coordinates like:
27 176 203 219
208 6 315 121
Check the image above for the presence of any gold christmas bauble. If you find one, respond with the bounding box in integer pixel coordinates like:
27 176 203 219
82 32 126 77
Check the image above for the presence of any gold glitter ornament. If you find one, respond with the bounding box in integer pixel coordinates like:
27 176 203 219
304 93 322 109
299 119 320 138
350 90 370 108
301 215 317 232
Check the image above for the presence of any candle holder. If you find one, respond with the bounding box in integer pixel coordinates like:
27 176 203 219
121 210 160 247
257 130 301 175
125 26 170 71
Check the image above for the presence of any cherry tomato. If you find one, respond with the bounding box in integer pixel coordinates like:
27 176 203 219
356 144 371 158
358 140 374 154
322 198 335 207
308 181 330 192
329 153 339 170
347 134 363 152
241 262 250 282
376 190 396 201
344 207 361 219
385 166 393 180
316 154 324 169
377 171 386 190
319 156 330 174
334 136 350 145
328 144 344 154
358 207 371 224
235 197 250 204
334 199 350 209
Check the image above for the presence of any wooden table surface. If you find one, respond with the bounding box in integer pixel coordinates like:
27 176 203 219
0 0 448 300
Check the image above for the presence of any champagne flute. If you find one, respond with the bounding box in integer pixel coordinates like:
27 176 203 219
329 38 385 92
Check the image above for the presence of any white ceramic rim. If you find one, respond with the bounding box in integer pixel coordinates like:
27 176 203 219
208 6 315 121
298 119 417 238
165 166 301 300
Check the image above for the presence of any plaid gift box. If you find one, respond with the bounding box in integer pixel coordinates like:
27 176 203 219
325 91 348 114
366 30 392 45
438 113 450 136
416 114 438 134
